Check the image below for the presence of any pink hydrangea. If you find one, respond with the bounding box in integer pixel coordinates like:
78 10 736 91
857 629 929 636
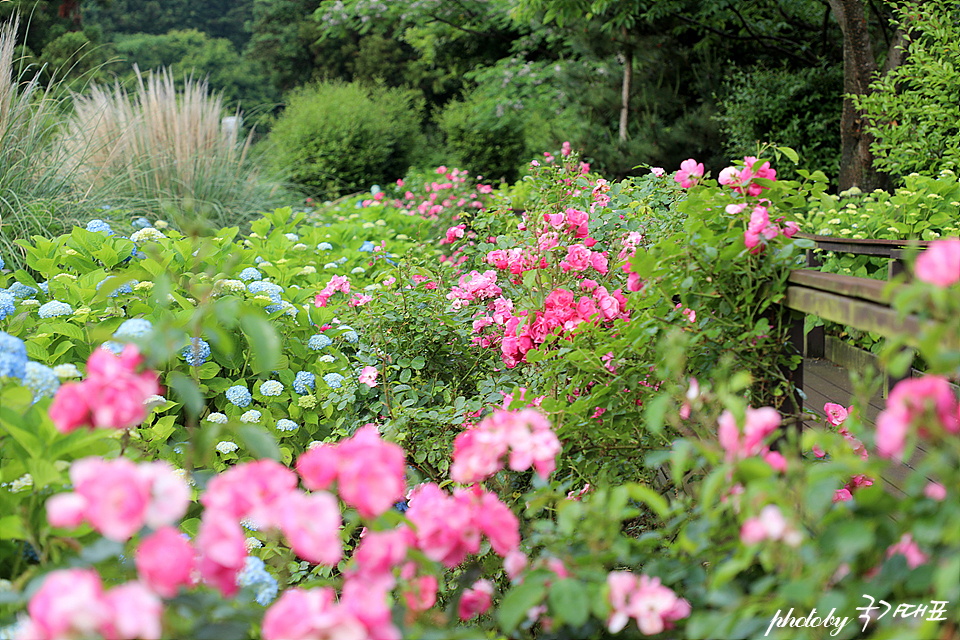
49 345 161 433
674 159 704 189
459 579 494 620
606 571 691 634
914 238 960 287
135 526 196 597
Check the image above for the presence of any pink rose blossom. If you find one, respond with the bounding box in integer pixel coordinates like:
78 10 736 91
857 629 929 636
201 459 298 530
358 366 378 387
924 481 947 501
296 444 340 491
280 490 343 566
914 238 960 287
100 581 163 640
336 425 407 518
23 569 110 640
262 588 367 640
458 579 494 620
824 402 850 426
135 526 196 597
606 571 691 634
196 510 247 597
504 550 528 580
351 528 414 577
69 458 152 541
674 158 704 189
886 533 928 569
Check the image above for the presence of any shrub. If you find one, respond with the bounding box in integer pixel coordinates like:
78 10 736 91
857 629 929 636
438 94 529 183
855 3 960 178
267 81 426 199
60 66 286 232
716 64 843 186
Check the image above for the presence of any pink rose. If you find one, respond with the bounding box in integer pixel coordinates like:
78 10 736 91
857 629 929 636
358 366 378 387
46 492 88 529
296 444 340 491
262 588 366 640
336 425 407 518
136 527 196 598
280 490 343 566
24 569 109 640
886 533 928 569
73 458 152 542
824 402 850 426
914 238 960 287
924 481 947 501
196 510 247 597
674 158 704 188
47 382 93 433
560 244 592 272
503 549 528 580
401 564 439 612
100 581 163 640
138 461 191 530
458 579 494 620
351 528 415 577
201 459 298 529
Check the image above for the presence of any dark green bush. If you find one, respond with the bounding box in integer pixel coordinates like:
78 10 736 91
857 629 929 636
268 81 426 199
715 64 842 185
437 95 528 183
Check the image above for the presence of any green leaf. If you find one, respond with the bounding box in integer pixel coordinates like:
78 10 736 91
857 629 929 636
237 425 281 461
0 515 28 540
643 393 672 436
626 484 670 519
241 315 281 374
168 372 205 419
498 576 547 633
548 579 589 628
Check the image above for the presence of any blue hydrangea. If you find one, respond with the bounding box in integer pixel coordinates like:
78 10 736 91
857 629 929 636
38 281 49 295
254 256 265 264
226 385 252 407
240 409 262 423
236 557 278 606
132 217 153 229
265 301 296 316
86 219 114 235
276 418 299 432
308 334 332 350
284 233 299 241
336 256 348 265
323 372 345 389
0 292 15 320
0 332 28 380
338 326 359 344
259 380 283 396
293 371 316 394
247 281 283 304
24 361 60 400
100 341 125 355
113 318 152 340
206 412 228 424
96 278 135 298
7 283 37 300
358 240 376 252
239 267 262 282
0 255 4 270
182 337 211 366
317 242 333 251
37 301 73 318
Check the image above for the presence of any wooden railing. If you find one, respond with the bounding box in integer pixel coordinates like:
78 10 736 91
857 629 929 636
781 233 948 414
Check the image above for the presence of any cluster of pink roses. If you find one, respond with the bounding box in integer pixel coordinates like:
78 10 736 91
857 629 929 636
607 571 691 634
48 345 160 433
445 269 503 305
717 406 787 472
16 569 163 640
718 156 777 197
46 458 190 542
314 275 351 308
387 166 489 220
450 407 561 483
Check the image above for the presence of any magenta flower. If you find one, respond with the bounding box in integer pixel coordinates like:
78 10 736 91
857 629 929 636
914 238 960 287
673 158 704 188
358 366 378 386
458 580 494 620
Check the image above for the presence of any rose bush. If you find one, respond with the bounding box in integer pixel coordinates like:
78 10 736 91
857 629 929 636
0 147 957 639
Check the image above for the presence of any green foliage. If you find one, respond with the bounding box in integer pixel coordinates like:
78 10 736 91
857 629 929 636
856 2 960 178
717 64 843 186
268 81 427 199
438 96 529 184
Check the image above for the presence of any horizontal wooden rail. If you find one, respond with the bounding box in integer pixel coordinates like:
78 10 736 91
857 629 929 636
795 233 932 259
787 269 894 305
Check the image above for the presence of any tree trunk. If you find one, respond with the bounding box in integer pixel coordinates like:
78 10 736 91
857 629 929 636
619 49 632 143
827 0 903 192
